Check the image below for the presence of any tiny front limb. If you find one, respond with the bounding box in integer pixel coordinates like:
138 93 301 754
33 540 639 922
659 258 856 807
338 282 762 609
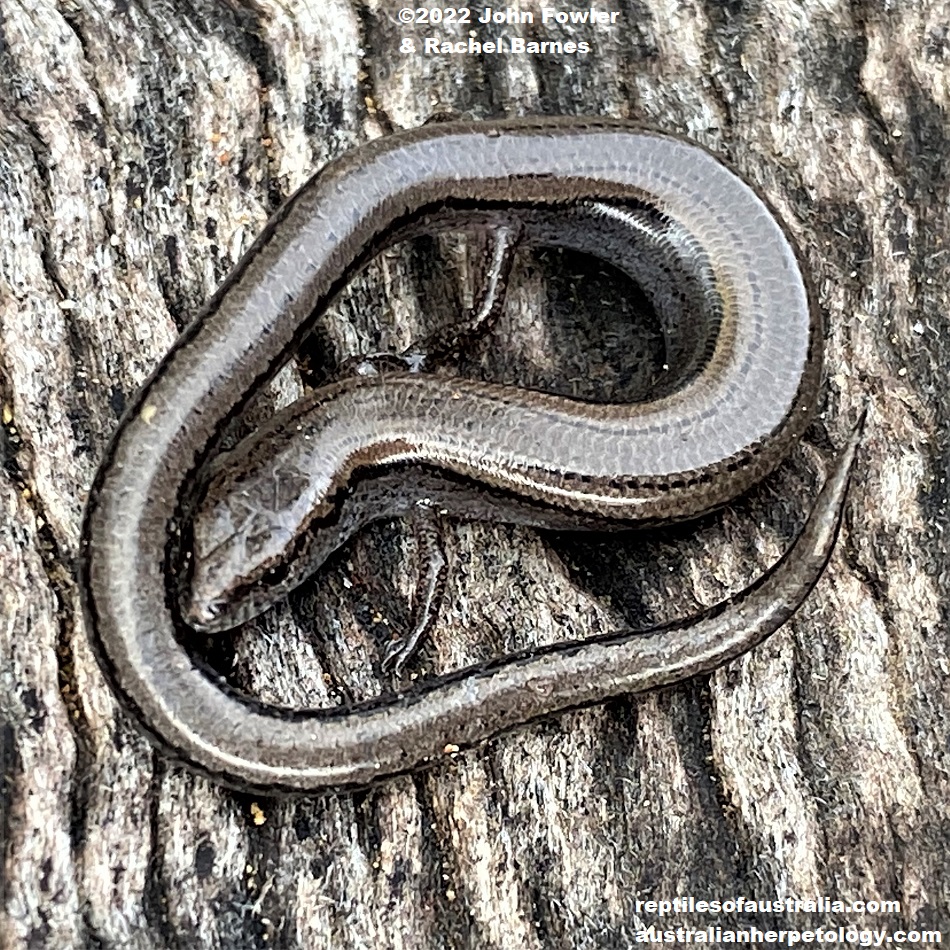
381 506 450 676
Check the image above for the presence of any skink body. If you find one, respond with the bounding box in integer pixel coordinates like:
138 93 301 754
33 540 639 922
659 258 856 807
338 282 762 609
80 118 856 793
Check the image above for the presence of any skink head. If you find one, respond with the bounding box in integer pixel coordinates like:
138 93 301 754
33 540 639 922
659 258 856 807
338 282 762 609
183 460 322 632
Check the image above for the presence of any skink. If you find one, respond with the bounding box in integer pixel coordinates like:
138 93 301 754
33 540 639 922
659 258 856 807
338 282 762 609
80 118 859 793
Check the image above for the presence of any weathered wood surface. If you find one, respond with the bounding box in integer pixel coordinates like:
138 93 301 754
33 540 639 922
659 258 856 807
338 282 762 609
1 1 948 946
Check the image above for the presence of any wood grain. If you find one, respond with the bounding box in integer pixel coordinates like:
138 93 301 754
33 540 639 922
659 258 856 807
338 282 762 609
1 1 947 946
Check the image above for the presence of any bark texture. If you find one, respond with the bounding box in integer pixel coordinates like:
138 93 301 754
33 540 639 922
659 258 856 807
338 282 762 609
1 1 948 947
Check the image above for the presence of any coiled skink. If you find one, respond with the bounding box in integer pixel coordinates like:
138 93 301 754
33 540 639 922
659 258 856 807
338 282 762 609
80 118 859 793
